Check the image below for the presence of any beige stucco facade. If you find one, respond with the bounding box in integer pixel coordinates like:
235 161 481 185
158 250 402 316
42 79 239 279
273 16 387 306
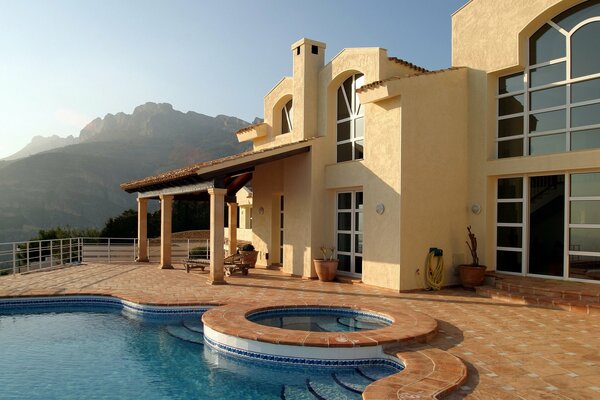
124 0 600 290
232 0 600 290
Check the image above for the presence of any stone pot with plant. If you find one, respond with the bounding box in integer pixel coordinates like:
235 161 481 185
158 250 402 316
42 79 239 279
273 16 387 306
313 246 339 282
458 226 487 289
240 243 258 268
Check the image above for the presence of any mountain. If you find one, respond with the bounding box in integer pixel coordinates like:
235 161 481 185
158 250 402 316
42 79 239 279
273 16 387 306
3 135 79 160
0 102 252 242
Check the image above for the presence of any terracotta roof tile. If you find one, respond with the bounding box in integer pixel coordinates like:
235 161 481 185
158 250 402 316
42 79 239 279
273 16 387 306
120 139 314 192
235 122 266 135
357 67 465 92
388 57 429 73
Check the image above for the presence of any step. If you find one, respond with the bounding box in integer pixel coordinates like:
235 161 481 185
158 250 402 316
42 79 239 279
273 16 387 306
476 285 600 315
355 365 396 382
281 384 318 400
306 377 362 400
331 371 370 393
491 274 600 304
183 320 204 333
335 276 362 284
165 324 205 344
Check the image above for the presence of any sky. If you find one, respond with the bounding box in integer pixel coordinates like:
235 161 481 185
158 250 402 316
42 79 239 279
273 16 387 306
0 0 467 159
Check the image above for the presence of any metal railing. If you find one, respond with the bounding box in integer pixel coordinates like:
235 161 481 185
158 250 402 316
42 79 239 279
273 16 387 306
0 237 210 276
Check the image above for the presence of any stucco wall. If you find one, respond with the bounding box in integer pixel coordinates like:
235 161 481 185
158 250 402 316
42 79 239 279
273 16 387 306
360 97 403 291
452 0 585 71
397 69 470 291
251 161 283 267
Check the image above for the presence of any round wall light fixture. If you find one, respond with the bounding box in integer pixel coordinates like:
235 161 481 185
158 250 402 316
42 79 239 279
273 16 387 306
471 203 482 215
376 203 385 215
258 206 265 215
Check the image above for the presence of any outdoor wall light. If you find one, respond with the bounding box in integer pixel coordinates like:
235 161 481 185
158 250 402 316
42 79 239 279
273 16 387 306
376 203 385 215
471 203 482 215
258 206 265 215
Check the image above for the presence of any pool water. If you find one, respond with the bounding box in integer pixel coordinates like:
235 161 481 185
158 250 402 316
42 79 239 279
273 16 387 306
248 309 390 332
0 308 398 399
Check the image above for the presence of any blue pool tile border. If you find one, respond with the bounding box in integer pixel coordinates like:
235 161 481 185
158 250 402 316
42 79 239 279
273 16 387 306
204 335 404 371
0 296 211 317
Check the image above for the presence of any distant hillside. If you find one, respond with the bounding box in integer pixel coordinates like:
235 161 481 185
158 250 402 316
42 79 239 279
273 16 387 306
3 135 78 161
0 102 251 242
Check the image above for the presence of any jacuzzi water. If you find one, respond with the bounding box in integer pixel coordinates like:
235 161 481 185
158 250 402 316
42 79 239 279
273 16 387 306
0 305 399 400
247 307 391 332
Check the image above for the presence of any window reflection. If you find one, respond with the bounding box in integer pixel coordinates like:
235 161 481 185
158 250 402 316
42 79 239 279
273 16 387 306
571 22 600 78
529 24 565 64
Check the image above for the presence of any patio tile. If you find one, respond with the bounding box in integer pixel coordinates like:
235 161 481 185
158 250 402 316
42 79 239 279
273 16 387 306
2 262 600 399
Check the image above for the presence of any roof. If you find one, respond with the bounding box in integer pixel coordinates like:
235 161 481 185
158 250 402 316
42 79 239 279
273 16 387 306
357 67 465 92
388 57 429 73
235 122 266 136
121 138 317 193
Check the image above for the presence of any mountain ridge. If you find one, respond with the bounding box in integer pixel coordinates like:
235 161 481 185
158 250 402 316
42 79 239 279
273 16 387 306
0 102 252 242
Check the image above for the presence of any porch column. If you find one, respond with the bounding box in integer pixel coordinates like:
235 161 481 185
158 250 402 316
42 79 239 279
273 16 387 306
136 198 149 262
208 188 227 285
160 194 174 269
228 202 238 256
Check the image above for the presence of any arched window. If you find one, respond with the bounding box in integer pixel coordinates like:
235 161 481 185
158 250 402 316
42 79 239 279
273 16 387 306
281 99 293 134
336 73 364 162
496 0 600 158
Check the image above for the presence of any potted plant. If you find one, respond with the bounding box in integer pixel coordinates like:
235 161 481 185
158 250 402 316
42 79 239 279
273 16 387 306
313 246 338 282
458 226 487 289
240 243 258 268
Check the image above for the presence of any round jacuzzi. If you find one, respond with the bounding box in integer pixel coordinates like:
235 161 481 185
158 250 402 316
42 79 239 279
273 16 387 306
246 307 392 332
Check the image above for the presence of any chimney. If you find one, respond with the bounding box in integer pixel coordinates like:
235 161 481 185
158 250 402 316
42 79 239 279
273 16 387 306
291 38 326 140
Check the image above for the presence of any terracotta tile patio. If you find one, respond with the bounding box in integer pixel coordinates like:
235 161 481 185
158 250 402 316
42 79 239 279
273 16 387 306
1 263 599 399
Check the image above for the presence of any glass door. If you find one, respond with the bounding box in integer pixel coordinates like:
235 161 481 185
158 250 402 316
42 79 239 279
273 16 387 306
529 175 565 277
336 191 363 275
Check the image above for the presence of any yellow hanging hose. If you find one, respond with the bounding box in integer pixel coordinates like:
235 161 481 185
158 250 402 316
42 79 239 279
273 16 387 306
425 250 444 290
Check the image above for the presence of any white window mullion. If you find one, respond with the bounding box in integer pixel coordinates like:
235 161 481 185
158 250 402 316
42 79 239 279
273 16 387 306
524 69 530 156
522 177 529 275
564 174 570 279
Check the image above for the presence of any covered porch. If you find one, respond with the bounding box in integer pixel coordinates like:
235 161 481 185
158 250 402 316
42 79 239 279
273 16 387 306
120 140 314 284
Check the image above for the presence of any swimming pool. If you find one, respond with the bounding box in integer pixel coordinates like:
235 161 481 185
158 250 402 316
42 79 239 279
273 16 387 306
0 297 401 399
247 307 391 332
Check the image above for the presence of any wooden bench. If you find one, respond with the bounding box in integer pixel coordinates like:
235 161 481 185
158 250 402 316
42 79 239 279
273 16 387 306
184 253 250 276
183 258 209 273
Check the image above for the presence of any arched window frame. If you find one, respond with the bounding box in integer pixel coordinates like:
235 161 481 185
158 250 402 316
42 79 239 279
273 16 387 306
336 73 365 162
496 7 600 158
281 99 293 134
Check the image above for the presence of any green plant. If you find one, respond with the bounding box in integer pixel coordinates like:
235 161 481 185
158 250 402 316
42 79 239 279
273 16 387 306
189 245 209 258
320 246 336 261
241 243 255 252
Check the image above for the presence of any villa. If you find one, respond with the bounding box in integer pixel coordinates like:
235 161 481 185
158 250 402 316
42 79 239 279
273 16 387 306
122 0 600 291
2 1 600 399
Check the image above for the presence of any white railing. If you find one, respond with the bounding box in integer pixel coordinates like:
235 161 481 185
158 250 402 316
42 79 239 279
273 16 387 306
0 237 210 276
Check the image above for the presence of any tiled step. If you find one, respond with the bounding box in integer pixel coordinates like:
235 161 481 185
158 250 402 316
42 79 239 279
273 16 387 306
494 280 600 303
331 371 368 393
281 384 317 400
335 276 362 284
475 285 600 315
182 320 204 333
306 377 361 400
165 324 204 344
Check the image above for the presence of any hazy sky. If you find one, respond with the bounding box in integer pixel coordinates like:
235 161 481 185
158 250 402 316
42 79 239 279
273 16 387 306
0 0 466 159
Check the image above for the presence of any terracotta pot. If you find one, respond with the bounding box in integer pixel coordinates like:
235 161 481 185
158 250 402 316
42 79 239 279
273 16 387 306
313 259 338 282
458 264 487 289
240 250 258 268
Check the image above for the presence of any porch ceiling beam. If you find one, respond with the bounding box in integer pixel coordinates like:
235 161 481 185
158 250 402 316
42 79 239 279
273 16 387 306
137 180 215 199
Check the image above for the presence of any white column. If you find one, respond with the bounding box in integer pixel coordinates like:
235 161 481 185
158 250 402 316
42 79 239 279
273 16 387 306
208 188 227 285
160 194 174 269
228 202 238 256
136 198 149 262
